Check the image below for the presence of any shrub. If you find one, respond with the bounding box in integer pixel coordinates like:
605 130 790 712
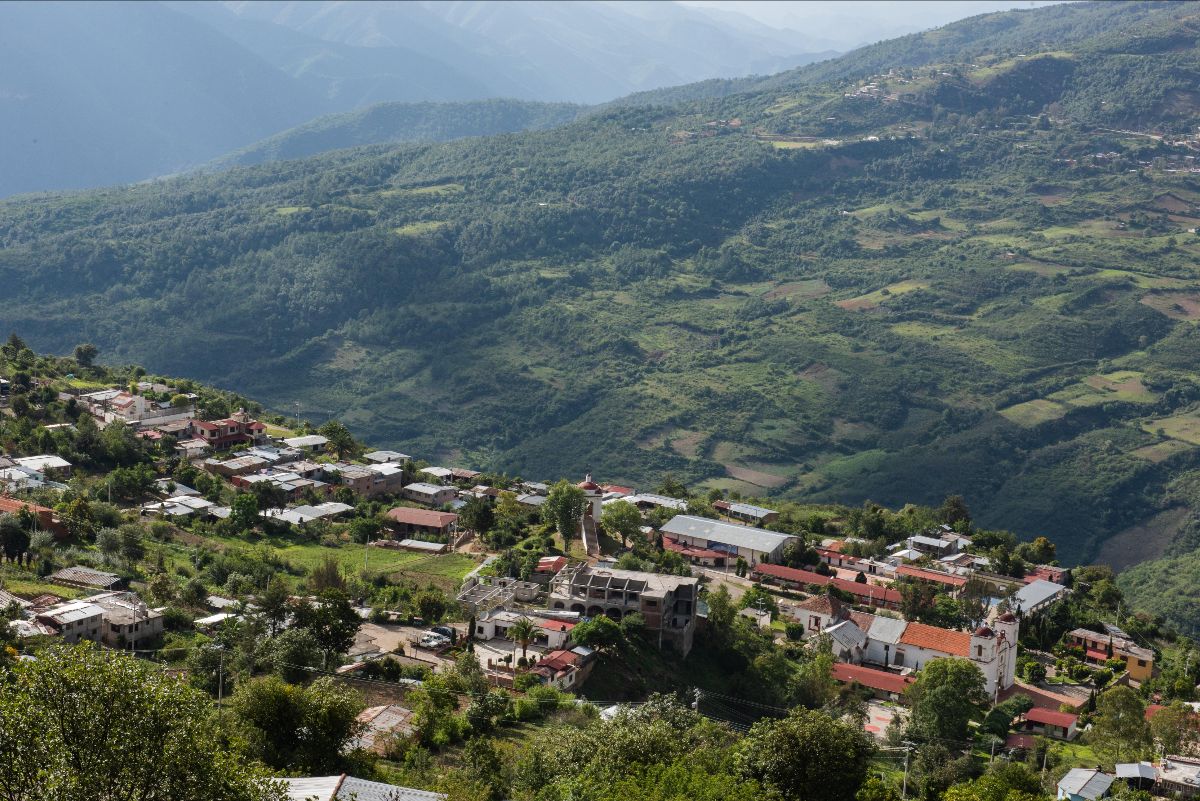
786 622 805 641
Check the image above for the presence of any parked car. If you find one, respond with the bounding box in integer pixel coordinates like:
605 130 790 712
431 625 457 644
418 632 450 649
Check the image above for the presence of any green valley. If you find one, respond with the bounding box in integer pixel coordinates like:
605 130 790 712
3 0 1200 573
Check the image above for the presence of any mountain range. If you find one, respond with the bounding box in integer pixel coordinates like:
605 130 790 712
4 0 1200 627
0 0 833 197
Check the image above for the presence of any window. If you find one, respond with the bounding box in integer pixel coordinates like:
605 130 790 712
976 645 983 657
1137 659 1146 667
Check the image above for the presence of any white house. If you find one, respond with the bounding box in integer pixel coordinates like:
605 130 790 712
35 601 104 644
402 482 457 507
474 610 574 651
283 434 329 453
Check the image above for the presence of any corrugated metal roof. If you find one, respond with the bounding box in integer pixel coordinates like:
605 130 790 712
1011 579 1067 611
280 776 442 801
1058 768 1113 800
660 515 793 554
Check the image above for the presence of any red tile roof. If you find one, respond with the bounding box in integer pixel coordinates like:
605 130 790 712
0 496 55 516
663 537 728 560
536 618 576 632
832 663 915 695
1025 707 1078 728
535 556 568 573
1085 647 1110 662
832 577 902 607
538 649 580 671
850 611 877 630
797 594 843 617
753 563 830 586
898 622 971 656
385 507 458 528
896 564 968 588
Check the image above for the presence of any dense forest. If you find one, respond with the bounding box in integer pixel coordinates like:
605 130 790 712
3 1 1200 588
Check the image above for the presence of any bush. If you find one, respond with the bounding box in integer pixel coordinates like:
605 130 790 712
1023 662 1047 683
786 622 805 641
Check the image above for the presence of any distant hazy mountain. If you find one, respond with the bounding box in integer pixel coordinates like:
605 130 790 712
201 0 834 105
216 99 584 168
0 1 321 198
1 0 831 197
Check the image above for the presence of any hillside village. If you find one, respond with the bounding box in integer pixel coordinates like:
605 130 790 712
2 338 1199 801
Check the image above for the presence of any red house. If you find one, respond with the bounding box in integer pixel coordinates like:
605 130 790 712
192 410 267 450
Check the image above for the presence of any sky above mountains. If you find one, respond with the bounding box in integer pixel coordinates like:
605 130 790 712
678 1 1064 49
0 0 1066 197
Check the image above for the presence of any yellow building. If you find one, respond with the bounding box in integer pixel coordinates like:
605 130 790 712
1069 627 1155 682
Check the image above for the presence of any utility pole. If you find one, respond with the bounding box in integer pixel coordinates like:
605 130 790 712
215 645 225 730
902 741 914 799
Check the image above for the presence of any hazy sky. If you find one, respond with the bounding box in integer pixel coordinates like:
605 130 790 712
678 1 1064 50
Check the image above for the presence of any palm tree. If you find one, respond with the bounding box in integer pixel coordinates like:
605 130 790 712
507 616 539 662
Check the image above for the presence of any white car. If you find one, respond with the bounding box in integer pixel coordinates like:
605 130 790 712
418 632 451 649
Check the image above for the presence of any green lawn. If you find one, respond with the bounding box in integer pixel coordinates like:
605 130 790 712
395 553 482 580
0 567 84 599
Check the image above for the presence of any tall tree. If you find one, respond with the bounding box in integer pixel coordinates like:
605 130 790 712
0 644 284 801
291 590 361 664
0 513 31 566
228 493 260 534
459 494 495 536
507 616 539 661
906 658 988 742
601 500 642 549
229 676 364 773
541 479 586 550
1149 701 1199 756
72 343 98 367
316 420 358 460
734 707 874 801
1090 686 1150 764
257 577 291 637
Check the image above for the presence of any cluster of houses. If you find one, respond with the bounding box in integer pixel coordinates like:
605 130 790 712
0 453 72 493
3 566 164 649
1056 757 1200 801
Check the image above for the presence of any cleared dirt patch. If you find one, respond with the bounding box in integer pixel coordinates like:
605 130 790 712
836 280 929 311
1130 439 1194 463
1096 506 1189 572
999 398 1068 427
1009 260 1072 277
765 279 830 300
1142 414 1200 445
724 464 789 488
670 430 705 459
1152 192 1192 213
799 363 844 394
1140 291 1200 321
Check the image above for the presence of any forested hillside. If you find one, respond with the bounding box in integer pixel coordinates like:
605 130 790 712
216 99 585 169
4 0 1200 576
